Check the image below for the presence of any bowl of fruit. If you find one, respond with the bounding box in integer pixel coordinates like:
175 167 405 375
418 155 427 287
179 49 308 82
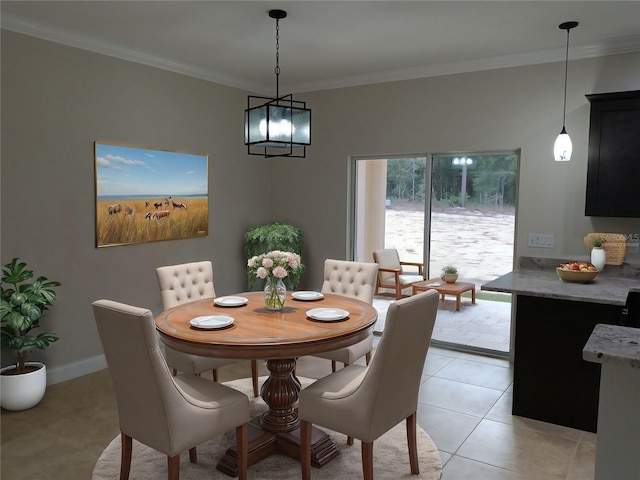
556 262 599 283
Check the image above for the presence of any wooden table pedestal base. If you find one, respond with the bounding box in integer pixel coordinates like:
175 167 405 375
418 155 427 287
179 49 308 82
216 417 339 476
216 357 339 476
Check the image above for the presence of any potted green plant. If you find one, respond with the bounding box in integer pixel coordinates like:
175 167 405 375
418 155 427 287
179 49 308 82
1 258 60 410
440 265 458 283
244 222 304 290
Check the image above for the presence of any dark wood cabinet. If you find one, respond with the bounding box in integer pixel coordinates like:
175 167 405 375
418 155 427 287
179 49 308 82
512 295 624 432
585 90 640 218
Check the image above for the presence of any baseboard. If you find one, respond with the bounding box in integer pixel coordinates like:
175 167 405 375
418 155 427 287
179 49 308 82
46 354 107 385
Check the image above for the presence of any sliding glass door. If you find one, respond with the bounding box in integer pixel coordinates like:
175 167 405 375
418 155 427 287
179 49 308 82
351 151 518 356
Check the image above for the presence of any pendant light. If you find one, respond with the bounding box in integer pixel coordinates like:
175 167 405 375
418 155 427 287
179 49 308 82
554 21 578 162
244 10 311 158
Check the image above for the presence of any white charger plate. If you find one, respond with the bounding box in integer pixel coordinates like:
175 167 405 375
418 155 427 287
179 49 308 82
214 296 249 307
306 308 349 322
190 315 234 329
292 291 325 301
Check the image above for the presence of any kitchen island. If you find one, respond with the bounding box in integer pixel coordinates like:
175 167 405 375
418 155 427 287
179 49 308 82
482 258 639 432
583 324 640 479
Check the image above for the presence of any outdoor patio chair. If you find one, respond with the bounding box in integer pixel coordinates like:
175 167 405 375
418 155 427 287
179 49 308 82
312 259 379 372
373 248 424 300
299 290 439 480
156 261 260 397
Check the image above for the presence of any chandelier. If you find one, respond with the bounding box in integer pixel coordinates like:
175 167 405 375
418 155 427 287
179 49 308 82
244 10 311 158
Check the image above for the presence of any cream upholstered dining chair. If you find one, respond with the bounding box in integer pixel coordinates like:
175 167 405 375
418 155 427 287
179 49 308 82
92 299 249 480
299 290 439 480
156 261 260 397
312 259 379 372
373 248 424 300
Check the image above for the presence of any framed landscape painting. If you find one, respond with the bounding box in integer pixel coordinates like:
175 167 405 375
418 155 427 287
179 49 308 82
95 142 208 247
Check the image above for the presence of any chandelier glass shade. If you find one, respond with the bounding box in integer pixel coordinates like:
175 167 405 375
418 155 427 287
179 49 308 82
244 95 310 155
244 10 311 158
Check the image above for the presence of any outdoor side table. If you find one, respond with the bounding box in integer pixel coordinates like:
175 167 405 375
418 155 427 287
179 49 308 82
411 278 476 311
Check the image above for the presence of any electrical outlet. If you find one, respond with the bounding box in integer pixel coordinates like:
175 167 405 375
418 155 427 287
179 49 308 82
528 233 554 248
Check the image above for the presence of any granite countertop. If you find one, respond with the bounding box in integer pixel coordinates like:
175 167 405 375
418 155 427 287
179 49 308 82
583 323 640 368
481 257 639 306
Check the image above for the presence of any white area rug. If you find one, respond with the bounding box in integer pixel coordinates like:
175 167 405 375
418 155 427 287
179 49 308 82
92 377 442 480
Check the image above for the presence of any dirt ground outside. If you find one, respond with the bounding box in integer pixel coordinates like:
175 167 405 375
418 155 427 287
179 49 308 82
384 202 516 284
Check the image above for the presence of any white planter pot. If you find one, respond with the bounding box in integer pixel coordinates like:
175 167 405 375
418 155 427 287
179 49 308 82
1 362 47 411
441 273 458 283
591 247 606 271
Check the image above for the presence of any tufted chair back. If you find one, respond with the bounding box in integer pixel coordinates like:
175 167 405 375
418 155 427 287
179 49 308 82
154 260 259 396
321 259 378 304
156 261 216 309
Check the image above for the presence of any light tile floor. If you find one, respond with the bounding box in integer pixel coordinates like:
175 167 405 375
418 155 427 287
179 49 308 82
417 347 596 480
1 346 595 480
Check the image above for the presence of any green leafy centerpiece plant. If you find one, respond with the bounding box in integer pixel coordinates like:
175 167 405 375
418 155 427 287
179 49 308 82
1 258 61 410
247 251 303 310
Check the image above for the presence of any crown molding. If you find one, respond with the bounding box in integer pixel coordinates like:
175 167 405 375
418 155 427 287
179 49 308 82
3 12 639 95
294 35 640 93
1 12 265 93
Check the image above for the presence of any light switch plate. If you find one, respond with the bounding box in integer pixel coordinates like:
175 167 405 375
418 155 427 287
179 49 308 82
528 233 554 248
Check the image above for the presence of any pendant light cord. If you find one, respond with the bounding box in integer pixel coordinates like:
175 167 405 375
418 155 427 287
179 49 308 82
562 27 570 128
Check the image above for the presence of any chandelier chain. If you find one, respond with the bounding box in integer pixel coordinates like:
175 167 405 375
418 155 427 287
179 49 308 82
275 18 281 99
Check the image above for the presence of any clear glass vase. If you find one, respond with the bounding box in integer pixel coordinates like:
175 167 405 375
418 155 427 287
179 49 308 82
264 277 286 310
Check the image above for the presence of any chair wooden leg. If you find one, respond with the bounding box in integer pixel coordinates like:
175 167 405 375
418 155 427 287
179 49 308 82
189 447 197 463
331 360 337 373
301 420 312 480
167 454 180 480
212 368 218 382
406 412 419 474
347 436 354 446
365 351 372 365
172 368 177 376
362 441 374 480
251 359 259 397
120 433 132 480
236 423 248 480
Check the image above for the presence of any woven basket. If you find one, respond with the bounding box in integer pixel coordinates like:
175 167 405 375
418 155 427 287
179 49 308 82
583 233 628 265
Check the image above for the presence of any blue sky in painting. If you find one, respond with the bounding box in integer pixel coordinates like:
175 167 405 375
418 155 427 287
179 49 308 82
95 143 207 197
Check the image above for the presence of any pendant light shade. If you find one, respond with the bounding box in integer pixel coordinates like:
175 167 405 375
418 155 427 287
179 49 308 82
554 127 573 162
244 10 311 158
554 21 578 162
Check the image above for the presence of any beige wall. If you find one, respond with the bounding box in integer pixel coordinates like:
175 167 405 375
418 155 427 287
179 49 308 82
0 31 273 381
274 53 640 285
2 30 639 382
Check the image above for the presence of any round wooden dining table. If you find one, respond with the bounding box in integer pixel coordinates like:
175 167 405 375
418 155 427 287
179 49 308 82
155 291 377 476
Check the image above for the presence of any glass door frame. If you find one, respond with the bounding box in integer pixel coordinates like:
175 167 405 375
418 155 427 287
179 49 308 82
348 150 520 359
